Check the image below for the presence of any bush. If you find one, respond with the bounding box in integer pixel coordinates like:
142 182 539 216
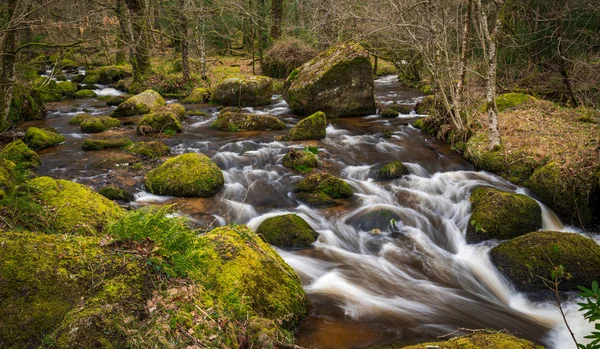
262 37 317 78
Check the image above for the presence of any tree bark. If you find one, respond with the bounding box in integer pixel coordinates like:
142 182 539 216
455 0 472 116
115 0 128 64
0 0 19 127
125 0 152 81
270 0 283 40
179 0 190 82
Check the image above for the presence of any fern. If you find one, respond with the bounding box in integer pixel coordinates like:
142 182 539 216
577 281 600 349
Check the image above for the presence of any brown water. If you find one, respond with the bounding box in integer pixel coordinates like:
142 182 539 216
30 76 591 349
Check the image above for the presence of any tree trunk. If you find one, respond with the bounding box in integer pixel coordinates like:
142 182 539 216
115 0 128 64
179 0 190 83
125 0 152 81
270 0 283 40
0 0 19 127
455 0 472 116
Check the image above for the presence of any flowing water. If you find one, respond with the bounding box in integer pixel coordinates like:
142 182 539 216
30 75 597 349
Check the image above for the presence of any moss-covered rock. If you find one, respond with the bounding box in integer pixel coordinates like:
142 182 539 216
111 90 166 117
23 127 65 150
68 113 91 125
80 116 121 133
23 176 125 234
0 158 15 196
74 89 97 99
105 95 130 106
211 111 285 132
256 214 318 248
125 141 170 159
387 103 414 114
98 65 132 84
71 74 85 83
211 75 273 107
467 187 542 242
294 172 352 206
282 148 318 171
0 140 41 168
375 161 408 180
81 74 100 85
56 81 78 98
33 78 62 103
276 111 326 141
0 231 149 349
145 153 224 197
401 332 544 349
415 95 435 115
494 93 536 113
282 42 376 118
379 108 399 118
182 87 211 103
59 58 79 70
346 209 401 232
194 225 308 328
82 137 133 151
490 231 600 292
98 186 134 201
137 104 185 135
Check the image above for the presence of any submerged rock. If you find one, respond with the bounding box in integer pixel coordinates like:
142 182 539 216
182 87 211 103
345 209 401 232
82 137 133 151
282 42 376 118
276 111 326 141
211 111 285 131
256 214 318 248
145 153 224 197
23 127 64 150
467 187 541 242
111 89 166 117
402 332 544 349
137 104 185 135
211 75 273 107
0 140 41 168
98 186 134 201
294 172 352 206
379 108 399 118
80 116 121 133
282 148 318 171
374 161 408 180
490 231 600 292
125 141 170 159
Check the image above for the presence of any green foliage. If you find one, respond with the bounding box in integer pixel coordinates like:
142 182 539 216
578 281 600 349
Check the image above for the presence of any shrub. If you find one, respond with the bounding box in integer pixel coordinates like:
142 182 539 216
262 37 317 78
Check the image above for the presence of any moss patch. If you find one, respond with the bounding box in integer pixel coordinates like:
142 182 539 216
380 108 399 118
494 93 536 113
56 81 78 98
68 113 91 125
74 89 97 99
82 137 132 151
125 141 170 159
256 214 318 248
294 172 352 206
401 332 544 349
145 153 224 197
0 140 41 168
182 87 211 103
80 116 121 133
98 186 134 201
282 148 318 171
111 90 166 117
277 111 327 141
415 95 435 115
210 75 273 107
23 127 65 150
376 161 408 180
211 111 285 131
137 104 185 135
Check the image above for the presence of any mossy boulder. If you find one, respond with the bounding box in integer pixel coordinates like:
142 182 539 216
56 81 78 98
82 137 132 151
74 89 97 99
68 113 91 125
33 78 62 103
294 172 353 206
375 161 408 180
145 153 224 197
0 140 41 168
379 108 399 118
59 58 79 70
402 332 543 349
282 42 376 118
136 104 185 135
211 75 273 107
182 87 211 103
387 103 414 114
415 95 435 115
111 90 166 117
23 127 65 150
276 111 326 141
80 116 121 133
256 214 318 248
98 186 134 201
490 231 600 292
282 148 318 171
0 231 149 349
98 65 132 84
194 225 309 328
81 74 100 85
71 74 85 83
346 209 401 232
467 187 542 242
105 95 130 106
125 141 170 159
211 111 285 132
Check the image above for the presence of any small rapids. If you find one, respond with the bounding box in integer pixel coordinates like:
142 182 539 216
32 76 596 349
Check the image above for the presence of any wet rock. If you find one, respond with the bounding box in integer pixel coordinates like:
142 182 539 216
0 140 41 168
98 65 132 84
294 172 352 206
388 103 414 114
275 111 326 141
379 108 399 118
346 209 401 232
106 95 130 106
211 75 273 107
382 129 394 138
74 89 97 99
467 187 541 242
71 74 85 83
490 231 600 292
82 137 133 151
125 141 170 159
68 113 92 125
211 111 285 131
80 116 121 133
111 89 166 117
98 186 134 202
282 42 376 118
402 332 544 349
145 153 224 197
182 87 211 103
256 214 318 248
137 104 185 135
23 127 65 150
374 161 409 180
81 74 100 85
282 148 318 171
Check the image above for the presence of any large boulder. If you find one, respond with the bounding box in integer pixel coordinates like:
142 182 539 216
490 231 600 292
467 187 541 242
144 153 224 197
211 75 273 107
256 214 318 248
23 127 65 150
80 116 121 133
402 332 543 349
282 42 376 118
294 172 353 206
136 104 185 135
276 111 326 141
0 140 41 168
110 90 166 117
211 111 285 131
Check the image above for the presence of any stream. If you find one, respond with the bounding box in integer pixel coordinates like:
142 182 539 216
29 75 595 349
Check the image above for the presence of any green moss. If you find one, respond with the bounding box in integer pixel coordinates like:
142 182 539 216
82 137 132 150
74 89 97 99
105 95 130 106
277 111 326 141
23 127 65 150
81 74 100 85
145 153 224 197
294 172 352 206
71 74 85 83
415 95 435 115
494 93 535 113
210 75 273 107
182 87 211 103
125 141 170 159
68 113 91 125
282 148 318 170
467 187 541 242
60 58 79 69
98 186 134 201
56 81 78 98
137 104 184 135
379 109 399 118
490 231 600 292
401 332 544 349
256 214 318 248
34 78 62 103
0 140 41 168
111 90 166 117
98 65 132 84
377 161 408 180
211 111 286 131
80 116 121 133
